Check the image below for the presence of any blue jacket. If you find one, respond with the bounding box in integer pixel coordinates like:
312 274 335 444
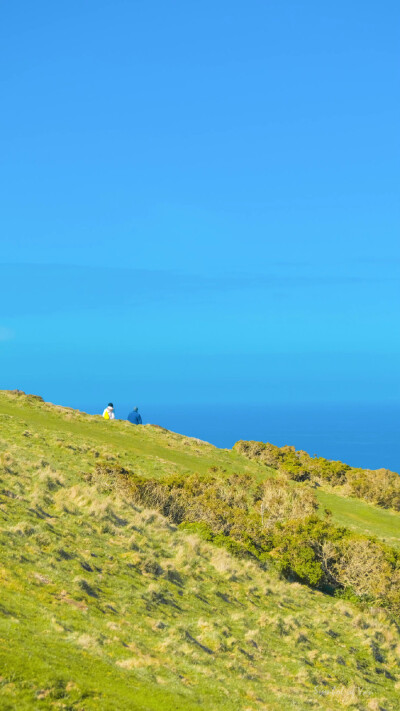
128 409 142 425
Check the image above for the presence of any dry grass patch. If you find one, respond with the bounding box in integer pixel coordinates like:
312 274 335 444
329 684 360 707
209 548 240 578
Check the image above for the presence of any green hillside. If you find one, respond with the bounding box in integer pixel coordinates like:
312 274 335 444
1 390 400 710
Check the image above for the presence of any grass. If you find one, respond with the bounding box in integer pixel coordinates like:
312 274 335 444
1 390 398 546
1 390 400 710
315 488 400 548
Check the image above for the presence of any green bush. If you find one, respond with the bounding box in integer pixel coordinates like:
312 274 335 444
270 516 400 611
234 440 400 511
91 464 400 614
178 521 214 541
270 516 347 588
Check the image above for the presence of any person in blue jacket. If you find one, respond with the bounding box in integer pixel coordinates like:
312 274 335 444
128 407 142 425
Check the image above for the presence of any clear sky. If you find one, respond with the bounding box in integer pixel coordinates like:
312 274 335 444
1 1 399 413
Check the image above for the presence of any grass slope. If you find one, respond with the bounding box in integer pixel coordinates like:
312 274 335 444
1 390 400 710
0 391 398 547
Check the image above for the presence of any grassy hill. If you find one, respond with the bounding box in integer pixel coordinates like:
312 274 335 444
1 390 400 710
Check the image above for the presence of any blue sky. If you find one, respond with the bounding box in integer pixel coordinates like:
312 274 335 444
1 0 399 414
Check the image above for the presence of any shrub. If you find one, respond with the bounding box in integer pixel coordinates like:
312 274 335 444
235 440 400 511
270 516 347 588
234 441 291 468
331 539 392 598
270 517 400 610
90 463 400 613
261 479 318 528
346 468 400 509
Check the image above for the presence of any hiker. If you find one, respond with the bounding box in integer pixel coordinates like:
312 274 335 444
103 403 115 420
127 406 142 425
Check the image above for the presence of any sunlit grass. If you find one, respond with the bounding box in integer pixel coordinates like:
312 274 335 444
0 390 400 709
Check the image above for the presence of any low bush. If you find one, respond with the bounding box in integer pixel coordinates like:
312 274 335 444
261 478 318 528
271 517 400 612
234 440 400 511
270 515 347 589
90 463 400 614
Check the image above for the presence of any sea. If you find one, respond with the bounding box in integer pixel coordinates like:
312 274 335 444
102 402 399 474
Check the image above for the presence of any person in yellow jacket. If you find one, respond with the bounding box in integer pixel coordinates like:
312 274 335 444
102 402 115 420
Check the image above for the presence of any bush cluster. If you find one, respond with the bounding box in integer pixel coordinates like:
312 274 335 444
271 516 400 612
92 462 400 614
127 471 270 559
234 440 400 510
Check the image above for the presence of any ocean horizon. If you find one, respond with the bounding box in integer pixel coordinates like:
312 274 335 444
83 402 399 474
